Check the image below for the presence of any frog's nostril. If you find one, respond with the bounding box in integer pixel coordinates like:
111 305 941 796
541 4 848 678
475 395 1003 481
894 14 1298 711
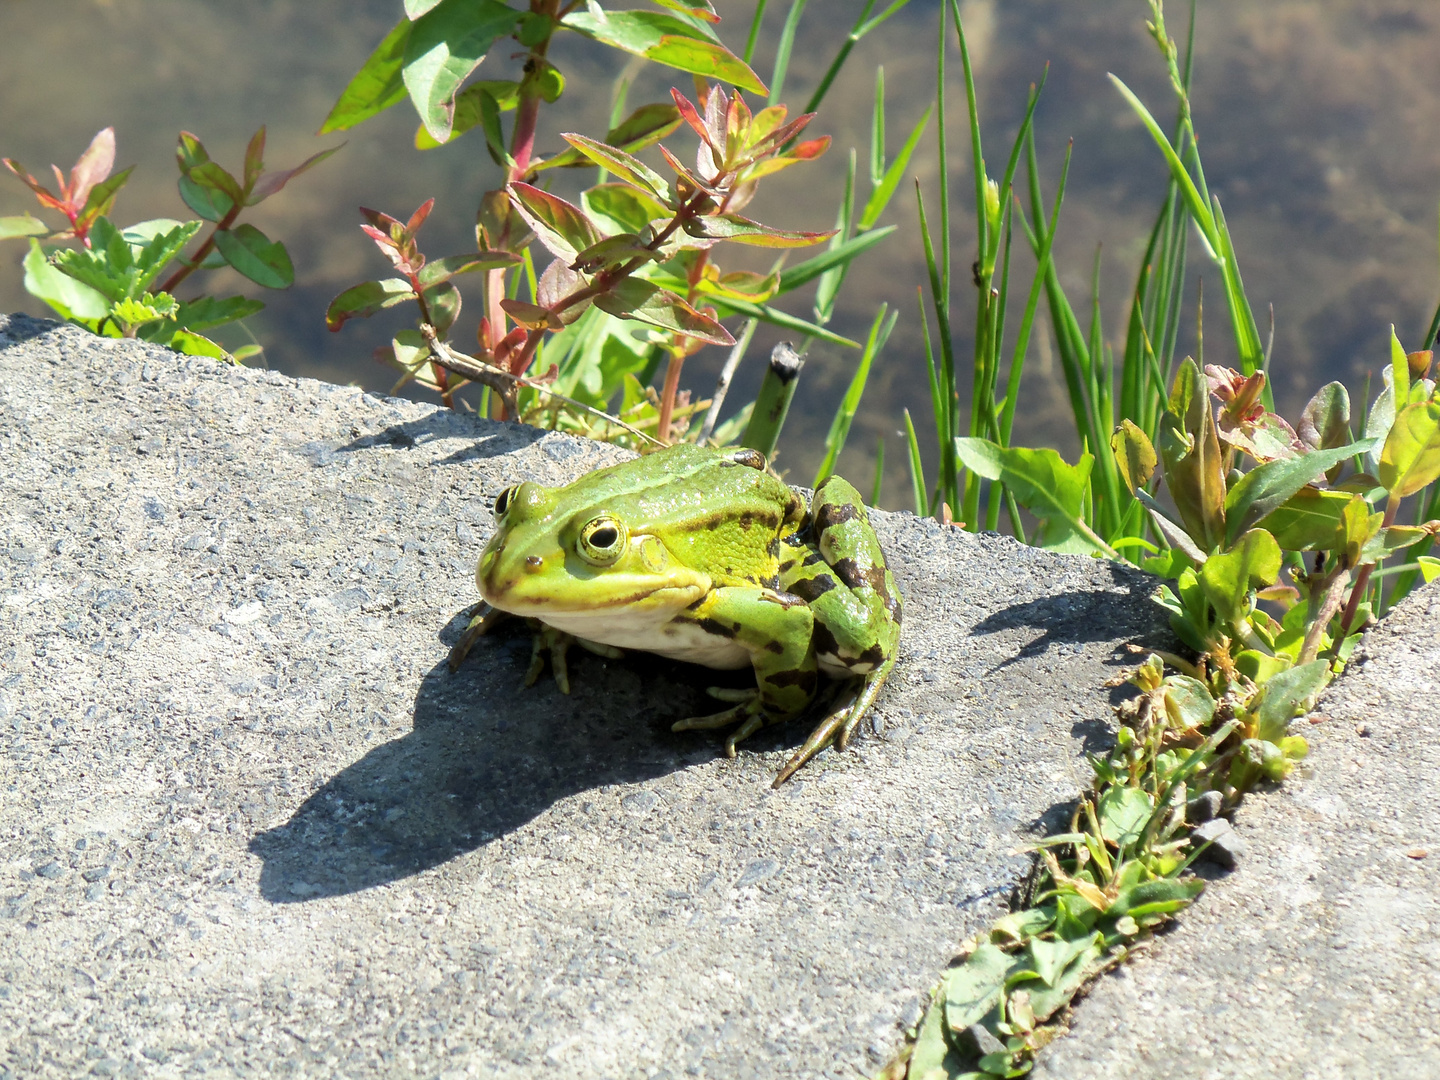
524 555 544 572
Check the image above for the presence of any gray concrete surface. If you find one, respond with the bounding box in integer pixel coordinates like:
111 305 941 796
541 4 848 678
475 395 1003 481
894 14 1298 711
1035 582 1440 1079
0 316 1170 1079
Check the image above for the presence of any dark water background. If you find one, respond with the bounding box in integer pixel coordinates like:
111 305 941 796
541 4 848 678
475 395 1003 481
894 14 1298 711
3 0 1439 507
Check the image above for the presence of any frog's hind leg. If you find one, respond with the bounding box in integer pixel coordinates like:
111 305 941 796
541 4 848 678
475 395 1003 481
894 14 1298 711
772 652 896 787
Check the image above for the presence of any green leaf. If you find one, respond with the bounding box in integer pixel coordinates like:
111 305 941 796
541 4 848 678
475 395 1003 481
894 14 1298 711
51 217 201 302
508 182 602 262
539 103 683 170
405 0 444 17
413 80 519 149
990 907 1056 947
1111 419 1157 495
213 224 294 289
415 250 519 289
583 183 670 236
166 328 230 360
943 941 1016 1032
1198 528 1281 627
1391 325 1411 402
561 10 765 95
1378 400 1440 499
423 280 461 334
953 438 1103 554
1160 358 1227 552
1096 786 1153 848
1106 878 1205 920
179 175 232 222
1364 382 1396 476
593 277 733 346
73 167 134 232
1162 675 1217 731
909 990 965 1080
1254 488 1356 551
322 20 413 133
1419 555 1440 583
325 277 417 331
682 212 835 248
186 161 244 205
402 0 520 144
560 133 671 202
0 213 50 240
1026 931 1103 989
22 238 107 322
1249 659 1330 743
112 292 178 329
172 295 265 332
1223 438 1377 546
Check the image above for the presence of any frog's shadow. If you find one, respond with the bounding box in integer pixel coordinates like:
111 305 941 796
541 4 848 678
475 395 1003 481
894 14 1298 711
249 612 797 902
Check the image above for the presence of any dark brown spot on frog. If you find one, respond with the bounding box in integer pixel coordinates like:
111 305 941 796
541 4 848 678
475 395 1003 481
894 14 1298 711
767 536 780 559
785 492 804 521
800 550 825 567
812 622 839 659
766 668 816 690
778 559 797 574
696 617 737 639
787 574 836 603
763 640 785 654
766 590 808 609
815 501 861 532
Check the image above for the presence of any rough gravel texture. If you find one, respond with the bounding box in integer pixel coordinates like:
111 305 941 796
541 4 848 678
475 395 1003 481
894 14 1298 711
1035 582 1440 1080
0 316 1170 1079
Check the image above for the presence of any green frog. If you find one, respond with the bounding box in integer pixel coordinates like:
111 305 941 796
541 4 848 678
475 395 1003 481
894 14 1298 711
460 443 901 786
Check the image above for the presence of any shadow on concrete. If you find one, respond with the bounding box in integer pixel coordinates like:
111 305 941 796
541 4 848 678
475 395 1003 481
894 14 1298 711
0 314 62 348
250 613 792 902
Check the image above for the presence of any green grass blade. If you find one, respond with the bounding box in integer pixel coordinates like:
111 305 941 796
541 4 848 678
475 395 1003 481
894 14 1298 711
773 226 895 295
743 0 768 65
813 303 896 487
767 0 808 107
903 407 928 517
859 104 932 231
870 436 885 507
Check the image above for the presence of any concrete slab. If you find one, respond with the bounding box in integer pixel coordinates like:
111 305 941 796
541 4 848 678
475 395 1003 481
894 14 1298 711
0 316 1169 1079
1034 582 1440 1079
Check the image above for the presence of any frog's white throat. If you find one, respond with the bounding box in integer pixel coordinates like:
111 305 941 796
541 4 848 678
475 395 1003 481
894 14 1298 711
531 604 752 670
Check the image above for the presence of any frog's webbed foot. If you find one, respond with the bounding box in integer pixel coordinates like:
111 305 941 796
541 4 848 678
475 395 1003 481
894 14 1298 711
772 660 895 788
447 602 510 672
525 624 624 693
672 689 767 757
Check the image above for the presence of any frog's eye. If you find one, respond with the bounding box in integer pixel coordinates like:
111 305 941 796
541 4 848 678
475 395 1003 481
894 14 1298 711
578 516 628 565
493 485 520 518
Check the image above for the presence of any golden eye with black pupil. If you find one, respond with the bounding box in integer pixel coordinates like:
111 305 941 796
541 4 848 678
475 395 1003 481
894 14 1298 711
494 485 519 517
578 516 627 565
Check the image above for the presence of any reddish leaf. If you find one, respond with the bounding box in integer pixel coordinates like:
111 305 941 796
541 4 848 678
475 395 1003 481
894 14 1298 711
593 277 733 345
559 133 671 201
415 250 520 289
536 258 592 324
73 167 135 233
3 159 67 213
68 127 116 211
682 212 835 248
188 161 244 204
507 182 602 261
176 132 210 173
243 127 266 190
656 143 712 195
570 234 656 274
671 89 711 148
406 197 436 234
249 144 342 203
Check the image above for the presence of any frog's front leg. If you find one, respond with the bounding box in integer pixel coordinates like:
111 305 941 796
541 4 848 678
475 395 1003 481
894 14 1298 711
670 586 818 757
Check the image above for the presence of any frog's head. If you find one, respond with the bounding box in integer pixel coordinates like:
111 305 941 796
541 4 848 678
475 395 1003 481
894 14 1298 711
477 480 711 618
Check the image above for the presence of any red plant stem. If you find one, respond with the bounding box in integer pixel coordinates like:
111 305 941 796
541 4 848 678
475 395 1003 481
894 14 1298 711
1335 495 1401 647
657 350 683 444
158 204 243 295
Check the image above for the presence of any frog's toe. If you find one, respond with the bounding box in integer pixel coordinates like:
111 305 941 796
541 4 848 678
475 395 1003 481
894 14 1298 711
723 714 765 757
671 703 749 732
576 638 624 660
705 686 758 704
447 603 507 672
526 625 575 693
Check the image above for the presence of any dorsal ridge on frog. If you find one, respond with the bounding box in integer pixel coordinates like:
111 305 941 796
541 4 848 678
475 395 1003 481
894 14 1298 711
467 443 901 786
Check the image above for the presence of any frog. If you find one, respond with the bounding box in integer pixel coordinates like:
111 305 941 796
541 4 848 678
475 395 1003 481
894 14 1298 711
460 443 902 786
